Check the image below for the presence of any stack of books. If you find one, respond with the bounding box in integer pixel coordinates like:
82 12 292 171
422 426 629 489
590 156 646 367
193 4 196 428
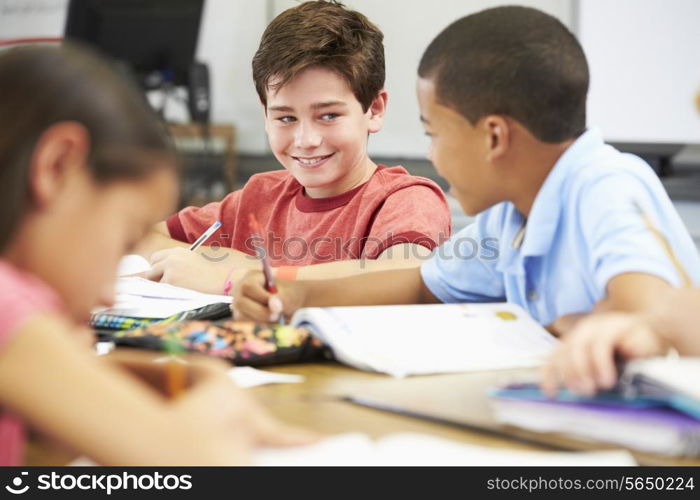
489 357 700 456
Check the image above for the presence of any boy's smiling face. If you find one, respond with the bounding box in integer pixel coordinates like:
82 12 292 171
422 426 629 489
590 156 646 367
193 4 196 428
264 66 386 198
417 76 503 216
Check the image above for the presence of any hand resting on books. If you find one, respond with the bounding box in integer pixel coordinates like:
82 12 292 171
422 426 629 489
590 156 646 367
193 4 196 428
541 288 700 397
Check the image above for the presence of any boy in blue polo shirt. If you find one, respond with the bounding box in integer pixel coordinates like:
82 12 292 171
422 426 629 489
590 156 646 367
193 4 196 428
231 6 700 334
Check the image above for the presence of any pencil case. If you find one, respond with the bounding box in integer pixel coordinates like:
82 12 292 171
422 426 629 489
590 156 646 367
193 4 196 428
109 319 330 367
91 302 232 338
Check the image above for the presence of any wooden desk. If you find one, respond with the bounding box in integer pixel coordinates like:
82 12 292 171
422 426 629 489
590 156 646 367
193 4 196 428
249 363 537 449
27 361 700 465
250 362 700 466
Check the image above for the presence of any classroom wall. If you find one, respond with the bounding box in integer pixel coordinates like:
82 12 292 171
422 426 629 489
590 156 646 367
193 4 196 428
2 0 698 155
271 0 574 158
195 0 269 154
579 0 700 144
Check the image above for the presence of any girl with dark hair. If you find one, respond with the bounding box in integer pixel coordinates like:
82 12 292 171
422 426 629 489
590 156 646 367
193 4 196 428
0 45 312 466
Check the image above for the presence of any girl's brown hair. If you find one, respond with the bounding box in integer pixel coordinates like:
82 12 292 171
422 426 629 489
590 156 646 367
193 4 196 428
0 43 176 251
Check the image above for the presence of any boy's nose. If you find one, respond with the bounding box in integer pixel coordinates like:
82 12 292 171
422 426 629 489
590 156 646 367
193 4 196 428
294 122 322 149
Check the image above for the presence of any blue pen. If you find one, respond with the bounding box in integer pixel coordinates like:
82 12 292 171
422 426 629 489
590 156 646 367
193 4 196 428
189 220 222 251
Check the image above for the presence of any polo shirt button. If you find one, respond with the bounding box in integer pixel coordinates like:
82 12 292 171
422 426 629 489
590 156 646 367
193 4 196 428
527 289 538 301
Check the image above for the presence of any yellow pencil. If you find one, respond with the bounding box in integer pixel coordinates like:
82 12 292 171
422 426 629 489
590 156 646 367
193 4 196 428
632 200 692 286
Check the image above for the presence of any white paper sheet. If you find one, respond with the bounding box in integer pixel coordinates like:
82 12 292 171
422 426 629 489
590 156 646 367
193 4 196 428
228 367 304 388
254 432 637 466
117 254 152 277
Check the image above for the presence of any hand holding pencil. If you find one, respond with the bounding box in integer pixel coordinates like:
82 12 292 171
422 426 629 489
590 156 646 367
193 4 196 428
144 220 229 294
228 215 309 323
231 269 309 323
247 214 286 323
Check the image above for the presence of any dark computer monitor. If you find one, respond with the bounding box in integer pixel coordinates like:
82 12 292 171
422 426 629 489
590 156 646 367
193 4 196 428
63 0 205 89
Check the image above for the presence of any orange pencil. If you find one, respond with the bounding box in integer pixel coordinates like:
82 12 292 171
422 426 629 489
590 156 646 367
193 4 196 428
166 359 186 398
163 337 187 398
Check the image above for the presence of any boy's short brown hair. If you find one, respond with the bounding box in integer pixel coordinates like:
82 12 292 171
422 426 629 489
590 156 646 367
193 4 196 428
252 0 384 112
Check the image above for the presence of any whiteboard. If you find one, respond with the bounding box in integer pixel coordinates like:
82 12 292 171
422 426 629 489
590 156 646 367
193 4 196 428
0 0 67 40
579 0 700 144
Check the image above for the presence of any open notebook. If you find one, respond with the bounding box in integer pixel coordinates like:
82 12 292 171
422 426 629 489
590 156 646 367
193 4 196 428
291 303 557 377
102 254 232 318
115 302 557 377
91 254 233 333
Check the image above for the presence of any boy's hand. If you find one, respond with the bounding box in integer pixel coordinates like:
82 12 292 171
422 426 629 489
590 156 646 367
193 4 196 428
144 247 243 294
232 270 308 322
540 312 667 398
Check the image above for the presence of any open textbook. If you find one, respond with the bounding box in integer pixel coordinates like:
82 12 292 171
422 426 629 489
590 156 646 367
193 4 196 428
290 302 557 377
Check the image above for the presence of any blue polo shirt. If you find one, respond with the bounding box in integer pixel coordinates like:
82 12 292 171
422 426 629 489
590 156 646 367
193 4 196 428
421 128 700 326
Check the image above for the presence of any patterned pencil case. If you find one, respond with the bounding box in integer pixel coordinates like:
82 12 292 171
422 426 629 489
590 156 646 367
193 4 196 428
109 319 330 367
91 302 233 338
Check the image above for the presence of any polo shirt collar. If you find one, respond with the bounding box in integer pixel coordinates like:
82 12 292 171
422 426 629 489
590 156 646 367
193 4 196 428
519 128 604 257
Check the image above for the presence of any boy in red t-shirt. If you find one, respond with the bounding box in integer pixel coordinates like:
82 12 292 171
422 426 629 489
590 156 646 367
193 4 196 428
139 1 451 294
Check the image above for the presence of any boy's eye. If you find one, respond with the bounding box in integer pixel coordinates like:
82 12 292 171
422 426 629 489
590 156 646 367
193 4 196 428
277 116 296 123
320 113 339 121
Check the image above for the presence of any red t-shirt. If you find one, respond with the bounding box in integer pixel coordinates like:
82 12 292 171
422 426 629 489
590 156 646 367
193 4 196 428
167 165 451 266
0 259 64 466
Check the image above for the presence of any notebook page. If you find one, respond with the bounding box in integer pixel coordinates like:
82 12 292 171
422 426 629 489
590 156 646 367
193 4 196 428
114 277 231 301
293 303 557 377
92 277 232 318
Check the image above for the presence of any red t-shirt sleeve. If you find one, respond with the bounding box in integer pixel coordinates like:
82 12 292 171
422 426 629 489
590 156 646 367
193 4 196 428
167 190 242 245
363 184 451 259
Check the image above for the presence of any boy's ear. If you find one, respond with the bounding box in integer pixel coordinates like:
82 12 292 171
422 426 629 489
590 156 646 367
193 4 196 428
482 115 510 161
367 89 388 134
28 121 91 209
